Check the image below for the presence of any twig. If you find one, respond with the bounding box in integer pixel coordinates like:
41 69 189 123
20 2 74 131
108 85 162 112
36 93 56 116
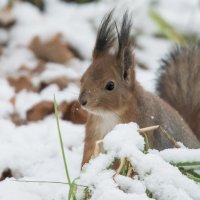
93 140 103 158
92 125 181 165
159 126 181 148
139 125 181 148
139 125 159 133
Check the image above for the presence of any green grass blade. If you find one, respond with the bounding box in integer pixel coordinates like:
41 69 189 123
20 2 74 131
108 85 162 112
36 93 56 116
149 9 185 44
186 170 200 179
7 0 15 7
172 162 200 183
54 96 72 185
171 161 200 169
54 95 77 200
68 185 73 200
146 189 153 198
180 168 200 183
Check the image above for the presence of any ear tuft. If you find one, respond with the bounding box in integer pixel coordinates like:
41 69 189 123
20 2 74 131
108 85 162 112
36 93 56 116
93 10 116 58
117 11 132 57
117 11 134 80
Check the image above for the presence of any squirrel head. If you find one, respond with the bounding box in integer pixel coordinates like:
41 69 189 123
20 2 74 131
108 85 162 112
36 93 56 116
79 11 135 116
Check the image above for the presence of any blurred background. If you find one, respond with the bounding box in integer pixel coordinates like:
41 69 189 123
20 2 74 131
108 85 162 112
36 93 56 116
0 0 200 199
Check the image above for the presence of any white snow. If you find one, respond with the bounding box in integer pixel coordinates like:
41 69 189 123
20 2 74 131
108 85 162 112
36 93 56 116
157 148 200 163
0 28 8 44
0 47 38 75
0 79 14 118
78 123 200 200
0 117 84 199
15 82 79 119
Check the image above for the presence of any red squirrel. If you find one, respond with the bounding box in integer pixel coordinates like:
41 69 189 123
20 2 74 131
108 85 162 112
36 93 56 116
78 11 200 167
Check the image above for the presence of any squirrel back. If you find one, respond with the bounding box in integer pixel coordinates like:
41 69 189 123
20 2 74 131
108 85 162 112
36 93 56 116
79 12 200 166
157 44 200 141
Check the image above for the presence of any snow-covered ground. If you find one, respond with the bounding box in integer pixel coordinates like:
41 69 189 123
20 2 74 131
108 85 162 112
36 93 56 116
0 0 200 199
78 123 200 200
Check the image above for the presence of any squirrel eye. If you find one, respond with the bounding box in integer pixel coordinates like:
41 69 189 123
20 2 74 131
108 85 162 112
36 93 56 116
105 81 115 91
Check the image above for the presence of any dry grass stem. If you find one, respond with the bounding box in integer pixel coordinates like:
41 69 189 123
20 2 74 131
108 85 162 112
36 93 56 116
159 126 181 148
127 165 133 177
116 158 126 174
139 125 181 148
93 140 103 158
139 125 159 133
92 125 180 160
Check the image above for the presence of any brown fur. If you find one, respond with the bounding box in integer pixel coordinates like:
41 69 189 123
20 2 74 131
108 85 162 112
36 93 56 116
79 12 200 167
157 44 200 140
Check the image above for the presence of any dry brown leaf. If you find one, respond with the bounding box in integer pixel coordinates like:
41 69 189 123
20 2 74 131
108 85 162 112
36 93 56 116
8 76 35 93
26 101 54 122
0 168 13 181
19 60 46 75
29 34 74 63
39 77 69 91
10 112 26 126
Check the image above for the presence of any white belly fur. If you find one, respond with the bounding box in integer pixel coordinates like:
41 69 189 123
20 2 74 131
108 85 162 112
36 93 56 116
97 112 120 139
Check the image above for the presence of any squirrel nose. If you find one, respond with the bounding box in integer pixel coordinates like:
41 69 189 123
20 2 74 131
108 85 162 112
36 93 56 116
80 99 87 106
78 94 87 106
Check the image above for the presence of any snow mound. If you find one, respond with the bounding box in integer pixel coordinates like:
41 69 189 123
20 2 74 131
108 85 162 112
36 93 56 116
78 123 200 200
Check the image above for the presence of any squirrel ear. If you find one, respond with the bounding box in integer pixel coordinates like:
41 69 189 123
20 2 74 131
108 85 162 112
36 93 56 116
120 45 134 80
116 11 134 80
93 11 116 59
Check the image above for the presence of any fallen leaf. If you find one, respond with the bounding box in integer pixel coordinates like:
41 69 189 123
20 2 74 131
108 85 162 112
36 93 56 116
0 168 13 181
39 77 69 91
8 76 35 93
26 101 54 121
29 34 74 63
